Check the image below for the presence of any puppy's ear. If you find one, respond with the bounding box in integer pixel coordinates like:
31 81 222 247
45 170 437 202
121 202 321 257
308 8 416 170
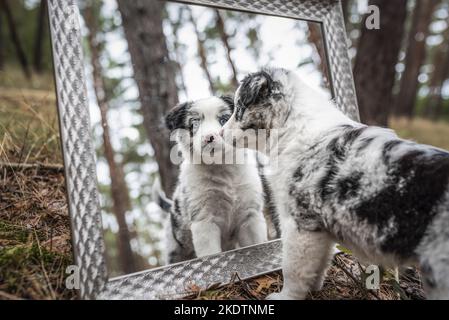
238 71 273 107
165 102 190 131
220 94 235 113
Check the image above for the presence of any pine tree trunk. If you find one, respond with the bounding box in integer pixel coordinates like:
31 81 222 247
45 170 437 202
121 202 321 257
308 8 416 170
169 8 188 95
432 55 449 119
0 10 4 70
424 16 449 119
425 46 449 119
117 0 179 197
307 22 330 87
187 7 215 94
33 0 47 73
84 5 136 275
353 0 408 126
215 10 239 89
341 0 351 24
395 0 440 118
0 0 31 78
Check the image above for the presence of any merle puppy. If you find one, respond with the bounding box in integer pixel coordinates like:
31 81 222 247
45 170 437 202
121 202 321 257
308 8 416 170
157 96 268 264
222 67 449 299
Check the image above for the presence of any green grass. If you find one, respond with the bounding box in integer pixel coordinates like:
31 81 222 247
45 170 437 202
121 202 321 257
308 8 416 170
0 220 74 300
0 69 61 164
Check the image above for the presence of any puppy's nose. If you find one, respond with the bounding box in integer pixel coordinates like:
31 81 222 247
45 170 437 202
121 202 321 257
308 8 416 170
204 134 215 144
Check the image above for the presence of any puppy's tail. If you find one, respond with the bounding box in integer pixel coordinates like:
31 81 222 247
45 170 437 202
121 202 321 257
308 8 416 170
152 177 173 212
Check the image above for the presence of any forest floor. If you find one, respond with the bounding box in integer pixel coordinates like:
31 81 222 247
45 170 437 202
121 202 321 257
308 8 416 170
0 69 74 299
1 69 446 299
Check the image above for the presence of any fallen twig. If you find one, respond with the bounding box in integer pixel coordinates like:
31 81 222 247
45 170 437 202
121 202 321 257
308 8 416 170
0 161 64 172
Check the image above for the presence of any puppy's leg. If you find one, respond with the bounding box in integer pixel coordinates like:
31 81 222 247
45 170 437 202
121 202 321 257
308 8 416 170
164 217 195 264
267 221 333 300
310 251 332 292
417 245 449 299
164 225 182 264
237 212 268 247
418 257 449 300
191 220 222 257
415 210 449 299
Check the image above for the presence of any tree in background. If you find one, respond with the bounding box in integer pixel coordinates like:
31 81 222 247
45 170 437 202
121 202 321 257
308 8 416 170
0 8 4 70
166 6 188 95
353 0 408 126
424 11 449 119
307 22 330 87
0 0 31 78
341 0 351 24
214 10 239 89
117 0 179 197
33 0 47 73
82 1 137 274
0 0 53 78
395 0 441 118
196 9 246 93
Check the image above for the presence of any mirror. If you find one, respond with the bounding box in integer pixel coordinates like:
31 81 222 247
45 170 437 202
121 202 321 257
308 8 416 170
78 0 331 278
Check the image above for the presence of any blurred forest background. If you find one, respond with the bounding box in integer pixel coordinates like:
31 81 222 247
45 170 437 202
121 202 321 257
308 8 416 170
0 0 449 299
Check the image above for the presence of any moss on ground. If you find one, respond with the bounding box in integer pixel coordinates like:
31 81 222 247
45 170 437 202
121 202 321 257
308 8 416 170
0 167 76 300
0 232 73 299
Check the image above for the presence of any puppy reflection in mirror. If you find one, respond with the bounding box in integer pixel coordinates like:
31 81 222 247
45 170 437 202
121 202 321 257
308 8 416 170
153 96 269 264
223 67 449 300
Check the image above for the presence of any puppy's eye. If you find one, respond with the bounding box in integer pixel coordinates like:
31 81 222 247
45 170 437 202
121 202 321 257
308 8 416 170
219 116 229 126
190 119 200 130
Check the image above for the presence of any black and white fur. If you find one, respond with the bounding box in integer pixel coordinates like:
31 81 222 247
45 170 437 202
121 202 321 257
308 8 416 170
222 67 449 299
159 96 268 264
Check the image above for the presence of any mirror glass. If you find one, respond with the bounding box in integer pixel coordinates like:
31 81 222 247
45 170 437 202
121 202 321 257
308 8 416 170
79 0 331 277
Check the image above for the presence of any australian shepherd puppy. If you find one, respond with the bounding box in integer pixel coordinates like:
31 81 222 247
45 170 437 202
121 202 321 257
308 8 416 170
155 96 268 264
222 67 449 299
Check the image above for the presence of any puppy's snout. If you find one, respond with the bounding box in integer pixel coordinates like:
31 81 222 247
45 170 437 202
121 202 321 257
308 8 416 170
204 133 217 144
219 128 224 137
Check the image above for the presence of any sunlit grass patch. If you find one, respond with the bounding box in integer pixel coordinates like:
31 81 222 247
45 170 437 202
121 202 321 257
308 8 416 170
390 117 449 151
0 66 55 91
0 81 61 165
